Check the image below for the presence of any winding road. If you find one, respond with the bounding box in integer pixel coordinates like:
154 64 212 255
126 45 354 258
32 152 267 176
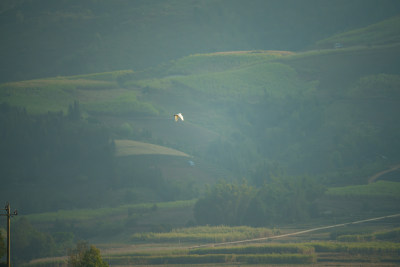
368 164 400 183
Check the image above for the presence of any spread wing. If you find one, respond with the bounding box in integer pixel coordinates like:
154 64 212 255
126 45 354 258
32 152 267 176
174 113 184 121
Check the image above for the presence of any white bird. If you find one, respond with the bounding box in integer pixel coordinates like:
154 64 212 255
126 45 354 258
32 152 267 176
174 113 184 122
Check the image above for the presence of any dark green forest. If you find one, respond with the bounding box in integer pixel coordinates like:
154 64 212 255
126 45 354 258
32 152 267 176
0 103 115 212
194 176 325 226
0 103 193 213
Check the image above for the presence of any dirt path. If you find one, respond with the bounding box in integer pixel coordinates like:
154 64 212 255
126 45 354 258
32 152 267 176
368 164 400 183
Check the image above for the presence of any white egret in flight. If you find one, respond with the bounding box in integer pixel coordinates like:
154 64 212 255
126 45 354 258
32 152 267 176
174 113 184 122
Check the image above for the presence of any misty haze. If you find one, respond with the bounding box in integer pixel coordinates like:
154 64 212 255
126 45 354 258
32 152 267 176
0 0 400 265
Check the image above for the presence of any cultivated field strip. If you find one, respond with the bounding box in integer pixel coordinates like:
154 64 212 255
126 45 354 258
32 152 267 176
187 213 400 249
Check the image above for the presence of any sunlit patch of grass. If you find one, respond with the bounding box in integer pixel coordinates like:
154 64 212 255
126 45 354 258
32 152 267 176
132 61 315 100
25 199 196 223
0 78 118 113
107 241 316 265
167 50 294 75
127 78 173 91
131 225 274 243
114 139 190 157
1 78 117 91
309 241 400 255
83 90 159 115
107 253 315 265
316 15 400 48
189 243 314 255
337 227 400 242
64 70 134 81
326 181 400 198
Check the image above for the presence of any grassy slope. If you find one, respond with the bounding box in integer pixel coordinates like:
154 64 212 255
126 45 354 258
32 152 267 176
24 199 197 244
0 69 160 115
28 225 400 266
3 10 400 114
2 43 400 175
115 139 190 157
2 42 398 118
283 44 400 91
25 199 196 224
11 43 400 222
3 0 399 84
0 50 302 153
316 15 400 48
327 181 400 198
127 50 313 143
3 16 400 252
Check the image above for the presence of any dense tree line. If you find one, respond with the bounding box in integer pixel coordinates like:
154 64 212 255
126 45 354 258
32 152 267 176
194 174 325 226
0 103 115 212
0 102 195 213
10 217 74 264
5 217 107 265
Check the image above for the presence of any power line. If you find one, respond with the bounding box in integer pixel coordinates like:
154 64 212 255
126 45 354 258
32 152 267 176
189 213 400 249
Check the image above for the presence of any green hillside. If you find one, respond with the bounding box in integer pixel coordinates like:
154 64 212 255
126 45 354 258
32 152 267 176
327 181 400 198
0 73 158 115
316 15 400 48
2 11 400 264
1 0 399 83
2 43 400 181
115 139 190 157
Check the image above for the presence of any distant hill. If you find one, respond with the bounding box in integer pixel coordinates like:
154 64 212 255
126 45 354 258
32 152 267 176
3 8 400 261
316 15 400 49
1 14 400 216
1 0 400 83
2 43 400 181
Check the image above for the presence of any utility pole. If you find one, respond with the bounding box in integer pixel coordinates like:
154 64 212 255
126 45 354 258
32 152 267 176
1 202 17 267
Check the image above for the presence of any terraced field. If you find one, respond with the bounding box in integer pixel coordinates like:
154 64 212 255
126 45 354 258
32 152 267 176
115 139 191 157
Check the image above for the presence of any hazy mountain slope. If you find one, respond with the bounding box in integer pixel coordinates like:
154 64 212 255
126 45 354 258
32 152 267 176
1 14 400 216
316 15 400 49
1 0 399 83
2 43 400 182
276 45 400 178
1 14 400 264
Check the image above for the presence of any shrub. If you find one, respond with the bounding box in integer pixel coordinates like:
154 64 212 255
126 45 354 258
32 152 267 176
68 241 108 267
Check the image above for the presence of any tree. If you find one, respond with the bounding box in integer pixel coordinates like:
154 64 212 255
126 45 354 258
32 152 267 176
194 181 255 226
194 176 325 227
67 100 81 121
68 241 108 267
0 104 115 213
12 217 56 263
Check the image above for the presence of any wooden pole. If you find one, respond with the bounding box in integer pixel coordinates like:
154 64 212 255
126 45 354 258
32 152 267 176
6 203 10 267
2 203 16 267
